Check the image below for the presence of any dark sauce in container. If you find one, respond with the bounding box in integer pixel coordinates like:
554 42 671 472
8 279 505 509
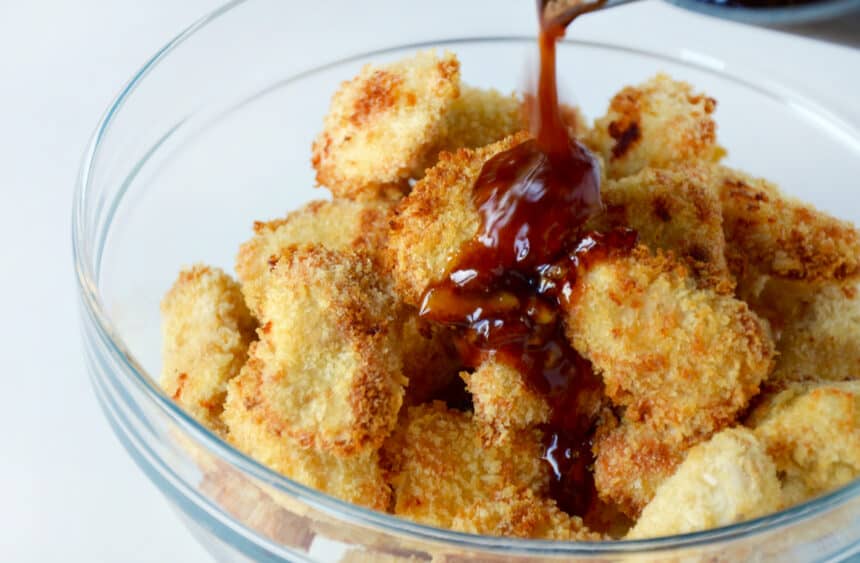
419 0 638 516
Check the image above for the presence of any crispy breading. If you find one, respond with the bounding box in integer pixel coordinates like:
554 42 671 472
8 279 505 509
587 164 733 293
566 248 773 515
592 413 690 517
748 380 860 505
435 85 524 159
565 246 774 435
382 402 548 529
461 358 550 438
160 265 256 434
769 284 860 385
451 487 600 540
236 198 392 317
252 245 406 455
311 51 461 199
222 352 391 511
522 96 590 140
586 74 724 180
717 166 860 285
398 314 462 405
387 132 532 305
627 428 781 539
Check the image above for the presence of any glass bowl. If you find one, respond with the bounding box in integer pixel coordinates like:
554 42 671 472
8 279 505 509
73 1 860 560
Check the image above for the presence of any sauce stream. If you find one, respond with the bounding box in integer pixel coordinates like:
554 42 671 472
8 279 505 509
419 0 636 516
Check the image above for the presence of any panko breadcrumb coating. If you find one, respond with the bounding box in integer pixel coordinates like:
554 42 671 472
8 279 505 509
748 381 860 505
451 487 600 540
588 164 732 294
565 247 774 437
566 248 774 515
222 352 391 511
387 131 532 305
252 245 406 455
161 265 256 434
311 51 461 199
717 167 860 286
770 284 860 385
236 198 393 317
586 73 724 180
161 51 860 543
382 402 548 530
436 85 524 159
592 413 690 518
628 428 781 539
461 358 550 439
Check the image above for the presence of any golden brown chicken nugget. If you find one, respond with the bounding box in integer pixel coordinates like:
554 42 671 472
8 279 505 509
312 51 460 199
628 428 781 539
160 265 256 434
565 246 774 435
382 402 548 529
748 380 860 505
435 85 524 159
253 245 407 455
769 284 860 385
592 413 691 518
451 487 600 540
236 198 392 317
587 74 724 180
588 164 732 293
387 132 532 305
222 352 391 511
718 166 860 285
461 358 550 438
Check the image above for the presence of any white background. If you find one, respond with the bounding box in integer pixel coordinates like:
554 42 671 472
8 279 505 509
0 1 857 562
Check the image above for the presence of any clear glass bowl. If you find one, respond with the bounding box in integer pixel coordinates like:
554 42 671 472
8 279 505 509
73 1 860 560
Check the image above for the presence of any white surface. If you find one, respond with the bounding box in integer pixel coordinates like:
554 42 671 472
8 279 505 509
1 1 857 562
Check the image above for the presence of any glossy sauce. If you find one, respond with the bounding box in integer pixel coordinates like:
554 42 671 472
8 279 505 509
419 0 637 516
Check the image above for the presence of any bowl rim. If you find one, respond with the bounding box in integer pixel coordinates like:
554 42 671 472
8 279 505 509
72 0 860 555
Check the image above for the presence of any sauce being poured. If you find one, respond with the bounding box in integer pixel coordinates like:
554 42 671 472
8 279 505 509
419 0 637 516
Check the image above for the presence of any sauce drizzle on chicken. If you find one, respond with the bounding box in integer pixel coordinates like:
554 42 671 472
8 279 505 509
419 0 638 516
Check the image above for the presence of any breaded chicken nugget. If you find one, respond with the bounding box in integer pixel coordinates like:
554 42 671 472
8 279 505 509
565 247 774 435
587 74 724 180
461 358 550 438
718 167 860 285
382 402 548 529
770 284 860 385
387 132 532 305
451 487 600 540
628 428 781 539
588 164 732 293
236 198 392 317
253 245 406 455
437 85 524 156
161 265 256 433
748 380 860 505
311 51 460 199
222 353 391 510
522 93 590 138
592 413 690 518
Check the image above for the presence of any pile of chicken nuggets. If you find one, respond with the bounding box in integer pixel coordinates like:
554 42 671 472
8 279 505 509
160 50 860 540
